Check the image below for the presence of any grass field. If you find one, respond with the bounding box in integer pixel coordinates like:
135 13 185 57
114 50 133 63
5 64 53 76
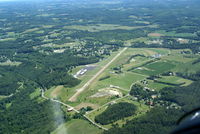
52 119 102 134
93 72 146 90
147 80 173 91
163 49 200 74
133 61 176 75
158 76 193 86
87 96 149 129
63 24 157 32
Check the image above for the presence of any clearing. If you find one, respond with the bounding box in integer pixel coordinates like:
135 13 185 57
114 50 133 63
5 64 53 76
68 47 127 102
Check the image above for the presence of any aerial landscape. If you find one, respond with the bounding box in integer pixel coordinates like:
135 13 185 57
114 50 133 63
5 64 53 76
0 0 200 134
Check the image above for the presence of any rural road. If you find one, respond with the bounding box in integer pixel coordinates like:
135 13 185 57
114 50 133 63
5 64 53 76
69 47 128 102
41 89 108 130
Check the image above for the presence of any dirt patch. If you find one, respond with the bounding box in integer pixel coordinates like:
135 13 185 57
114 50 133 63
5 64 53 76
176 38 189 44
148 33 164 37
51 86 63 98
90 88 122 98
75 103 99 110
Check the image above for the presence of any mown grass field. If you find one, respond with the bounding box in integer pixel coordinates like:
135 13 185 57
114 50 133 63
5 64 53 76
52 119 102 134
94 72 146 90
133 61 176 75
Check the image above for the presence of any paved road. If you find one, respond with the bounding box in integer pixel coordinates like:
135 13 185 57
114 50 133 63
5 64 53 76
69 47 128 102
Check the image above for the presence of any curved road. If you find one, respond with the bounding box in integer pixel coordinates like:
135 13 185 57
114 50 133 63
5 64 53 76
41 89 108 130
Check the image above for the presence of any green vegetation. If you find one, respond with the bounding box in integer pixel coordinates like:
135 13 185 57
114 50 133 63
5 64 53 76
95 102 137 125
52 119 102 134
104 107 182 134
133 61 176 75
0 0 200 134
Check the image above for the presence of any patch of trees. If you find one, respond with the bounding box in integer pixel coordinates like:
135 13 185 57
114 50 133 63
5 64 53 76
126 54 145 64
176 72 200 81
95 102 137 125
160 80 200 112
99 76 111 81
154 80 185 86
130 84 157 100
104 107 182 134
0 71 22 95
147 75 162 80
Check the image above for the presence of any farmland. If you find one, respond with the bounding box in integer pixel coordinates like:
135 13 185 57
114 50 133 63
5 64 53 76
45 46 198 131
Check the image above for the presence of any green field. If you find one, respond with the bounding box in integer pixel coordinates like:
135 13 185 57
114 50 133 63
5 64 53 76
157 76 193 86
52 119 102 134
94 72 146 90
147 80 173 91
87 96 149 129
133 61 176 75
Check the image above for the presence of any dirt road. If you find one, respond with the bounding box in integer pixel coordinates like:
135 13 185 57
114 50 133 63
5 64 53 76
69 47 127 102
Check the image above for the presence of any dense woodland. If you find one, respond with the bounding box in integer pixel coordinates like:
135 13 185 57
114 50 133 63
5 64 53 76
0 81 68 134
